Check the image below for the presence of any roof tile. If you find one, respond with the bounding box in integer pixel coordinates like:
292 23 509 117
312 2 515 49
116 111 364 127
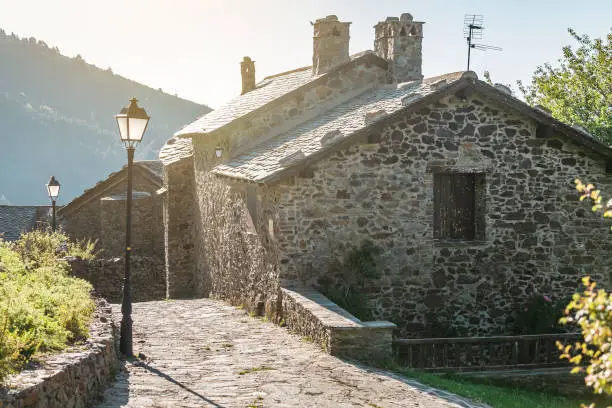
212 72 466 182
175 67 313 136
0 206 51 241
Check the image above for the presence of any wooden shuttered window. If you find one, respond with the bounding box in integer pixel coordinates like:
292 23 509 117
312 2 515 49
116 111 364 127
434 173 477 240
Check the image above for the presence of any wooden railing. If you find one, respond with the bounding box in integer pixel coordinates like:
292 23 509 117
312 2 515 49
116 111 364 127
393 332 581 372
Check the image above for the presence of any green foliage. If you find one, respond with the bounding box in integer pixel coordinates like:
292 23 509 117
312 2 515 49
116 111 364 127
575 179 612 229
393 368 602 408
319 240 381 321
513 293 569 335
518 28 612 144
553 179 612 406
558 277 612 400
0 231 95 382
12 229 98 268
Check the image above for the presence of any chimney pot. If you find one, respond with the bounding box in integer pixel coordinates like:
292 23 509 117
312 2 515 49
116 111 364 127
312 16 351 76
374 13 424 83
240 56 256 95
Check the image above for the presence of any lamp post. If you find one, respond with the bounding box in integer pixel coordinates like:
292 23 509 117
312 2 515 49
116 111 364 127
115 97 150 357
46 176 60 231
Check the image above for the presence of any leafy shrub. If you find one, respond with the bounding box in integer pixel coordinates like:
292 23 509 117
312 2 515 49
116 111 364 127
319 240 381 321
513 292 570 334
12 229 98 268
558 277 612 400
0 231 95 382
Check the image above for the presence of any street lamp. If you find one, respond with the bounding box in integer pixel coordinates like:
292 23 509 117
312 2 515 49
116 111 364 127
115 97 150 357
46 176 60 231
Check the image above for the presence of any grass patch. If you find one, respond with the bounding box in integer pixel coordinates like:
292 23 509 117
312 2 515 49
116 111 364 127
0 230 96 382
394 368 606 408
238 366 274 375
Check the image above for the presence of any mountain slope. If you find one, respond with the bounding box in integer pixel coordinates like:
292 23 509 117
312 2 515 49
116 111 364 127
0 30 211 205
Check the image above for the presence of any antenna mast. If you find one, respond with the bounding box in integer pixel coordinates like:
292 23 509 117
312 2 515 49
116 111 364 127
463 14 501 71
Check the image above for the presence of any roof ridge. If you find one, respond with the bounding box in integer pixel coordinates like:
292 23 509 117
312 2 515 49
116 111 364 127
262 66 311 81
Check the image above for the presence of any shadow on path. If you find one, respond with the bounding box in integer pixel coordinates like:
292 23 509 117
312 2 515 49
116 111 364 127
134 361 227 408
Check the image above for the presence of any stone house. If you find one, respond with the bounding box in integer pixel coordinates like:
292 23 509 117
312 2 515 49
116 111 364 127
161 12 612 338
59 160 164 258
58 160 167 302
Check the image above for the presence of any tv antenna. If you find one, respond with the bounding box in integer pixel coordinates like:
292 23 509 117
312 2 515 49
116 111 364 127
463 14 502 70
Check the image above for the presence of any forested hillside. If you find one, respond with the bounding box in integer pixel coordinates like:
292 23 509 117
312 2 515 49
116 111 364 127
0 29 211 205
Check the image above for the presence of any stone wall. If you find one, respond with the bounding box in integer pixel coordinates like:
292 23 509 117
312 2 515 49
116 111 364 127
269 92 612 337
191 171 280 316
99 193 163 258
164 158 197 298
69 256 166 302
281 287 395 361
61 170 163 259
0 299 117 408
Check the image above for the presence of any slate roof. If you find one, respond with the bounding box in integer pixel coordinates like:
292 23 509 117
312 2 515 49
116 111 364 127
212 72 467 182
0 206 51 241
175 66 313 137
159 137 193 165
58 160 164 216
137 160 164 178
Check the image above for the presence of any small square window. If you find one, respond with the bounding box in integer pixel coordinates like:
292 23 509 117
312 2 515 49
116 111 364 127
434 173 485 241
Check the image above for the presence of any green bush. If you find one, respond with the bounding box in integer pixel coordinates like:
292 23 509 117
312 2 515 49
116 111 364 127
513 292 570 334
318 240 381 321
13 229 98 268
0 230 96 382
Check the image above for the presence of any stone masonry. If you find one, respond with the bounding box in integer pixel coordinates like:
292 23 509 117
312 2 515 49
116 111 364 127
163 156 197 298
60 164 163 259
169 12 612 341
69 256 166 303
374 13 424 83
269 93 612 337
0 299 117 408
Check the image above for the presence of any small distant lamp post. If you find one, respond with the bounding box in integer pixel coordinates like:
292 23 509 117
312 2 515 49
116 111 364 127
115 97 150 357
46 176 60 231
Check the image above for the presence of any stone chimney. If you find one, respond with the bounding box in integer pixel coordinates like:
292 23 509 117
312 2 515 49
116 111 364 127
241 56 256 94
312 15 351 76
374 13 424 83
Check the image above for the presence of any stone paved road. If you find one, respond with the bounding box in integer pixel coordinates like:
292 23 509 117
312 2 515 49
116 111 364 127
95 299 488 408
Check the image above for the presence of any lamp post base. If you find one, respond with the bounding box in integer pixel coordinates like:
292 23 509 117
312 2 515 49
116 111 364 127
119 315 133 356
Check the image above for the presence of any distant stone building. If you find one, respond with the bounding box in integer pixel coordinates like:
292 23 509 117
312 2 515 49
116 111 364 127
58 160 164 258
0 205 52 241
161 13 612 337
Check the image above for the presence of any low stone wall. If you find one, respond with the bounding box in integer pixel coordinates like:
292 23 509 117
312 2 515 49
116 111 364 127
280 287 395 361
69 256 166 302
0 298 118 408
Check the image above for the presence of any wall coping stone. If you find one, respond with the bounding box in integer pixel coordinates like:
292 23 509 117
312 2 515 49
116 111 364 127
281 286 396 360
0 298 118 408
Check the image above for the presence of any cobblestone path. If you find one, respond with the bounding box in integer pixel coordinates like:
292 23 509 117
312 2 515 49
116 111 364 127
96 299 488 408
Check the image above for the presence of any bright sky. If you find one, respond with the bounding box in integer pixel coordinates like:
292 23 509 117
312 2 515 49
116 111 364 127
0 0 610 108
